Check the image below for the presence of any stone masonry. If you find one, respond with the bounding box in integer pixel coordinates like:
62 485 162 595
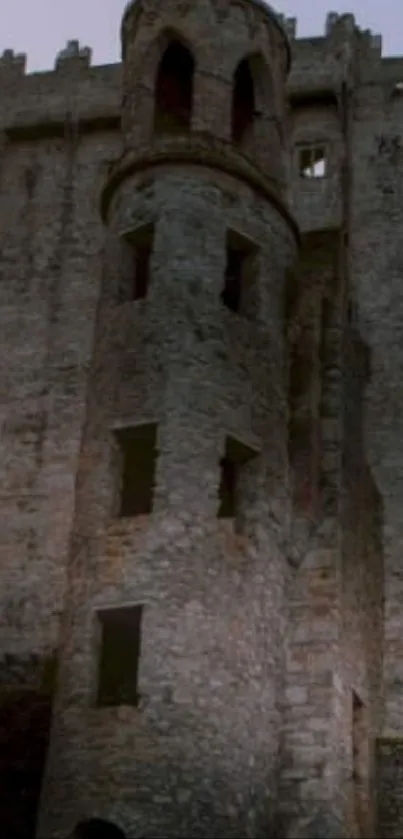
0 1 402 837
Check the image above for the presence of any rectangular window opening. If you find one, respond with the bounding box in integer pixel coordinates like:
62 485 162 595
124 223 154 301
116 423 157 518
298 145 327 179
218 455 238 518
96 604 143 708
218 435 257 519
221 230 257 315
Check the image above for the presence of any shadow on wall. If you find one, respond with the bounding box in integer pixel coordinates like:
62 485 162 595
0 686 54 839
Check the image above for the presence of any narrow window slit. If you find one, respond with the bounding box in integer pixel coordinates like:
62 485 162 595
221 230 258 316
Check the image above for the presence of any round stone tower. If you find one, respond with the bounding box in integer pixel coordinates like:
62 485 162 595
38 0 298 836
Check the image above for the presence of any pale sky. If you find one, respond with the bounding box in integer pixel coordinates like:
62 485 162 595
0 0 402 73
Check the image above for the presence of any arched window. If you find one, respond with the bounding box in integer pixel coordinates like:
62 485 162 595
154 40 194 134
231 58 255 145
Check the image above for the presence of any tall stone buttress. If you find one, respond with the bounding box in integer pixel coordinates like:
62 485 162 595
37 0 298 835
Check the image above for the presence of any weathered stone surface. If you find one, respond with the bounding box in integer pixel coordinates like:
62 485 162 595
0 1 402 837
286 810 347 838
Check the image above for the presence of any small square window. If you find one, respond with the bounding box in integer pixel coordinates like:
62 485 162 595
298 145 327 179
115 423 157 517
96 605 143 707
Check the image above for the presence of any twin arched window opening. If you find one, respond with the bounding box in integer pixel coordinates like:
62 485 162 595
154 38 265 147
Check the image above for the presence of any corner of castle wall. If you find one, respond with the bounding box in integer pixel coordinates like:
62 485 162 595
366 32 383 59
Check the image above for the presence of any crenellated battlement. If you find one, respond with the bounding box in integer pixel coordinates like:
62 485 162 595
277 15 297 40
0 39 93 82
276 10 382 47
0 48 27 78
0 10 389 85
55 39 92 71
0 9 399 147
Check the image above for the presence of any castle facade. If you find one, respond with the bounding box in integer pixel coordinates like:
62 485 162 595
0 2 403 836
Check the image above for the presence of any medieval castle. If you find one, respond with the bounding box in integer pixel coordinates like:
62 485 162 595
1 0 403 836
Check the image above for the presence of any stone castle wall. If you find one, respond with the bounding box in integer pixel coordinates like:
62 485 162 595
0 4 402 837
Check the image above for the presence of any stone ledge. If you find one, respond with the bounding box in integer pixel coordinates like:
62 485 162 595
100 131 300 247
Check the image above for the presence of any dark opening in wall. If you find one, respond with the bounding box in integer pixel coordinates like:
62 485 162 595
0 689 53 839
154 40 194 134
72 819 126 839
96 605 143 708
218 456 237 518
122 223 154 301
288 338 314 510
218 436 257 519
232 58 255 145
347 295 359 325
298 144 327 178
221 230 257 315
115 423 157 517
352 691 370 836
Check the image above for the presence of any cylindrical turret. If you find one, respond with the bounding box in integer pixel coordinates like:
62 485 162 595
38 1 298 837
117 0 291 199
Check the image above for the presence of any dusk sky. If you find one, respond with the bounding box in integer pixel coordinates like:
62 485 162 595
0 0 402 72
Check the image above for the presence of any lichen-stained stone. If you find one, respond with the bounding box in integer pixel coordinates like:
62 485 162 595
0 1 400 837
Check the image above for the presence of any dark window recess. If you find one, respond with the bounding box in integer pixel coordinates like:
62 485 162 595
154 40 194 134
97 605 143 708
218 456 238 518
221 231 257 314
72 819 126 839
298 145 327 178
133 242 152 300
0 690 53 839
116 423 157 517
124 223 154 301
232 58 255 144
320 295 332 371
218 436 257 518
352 691 369 835
222 247 242 312
347 296 358 324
